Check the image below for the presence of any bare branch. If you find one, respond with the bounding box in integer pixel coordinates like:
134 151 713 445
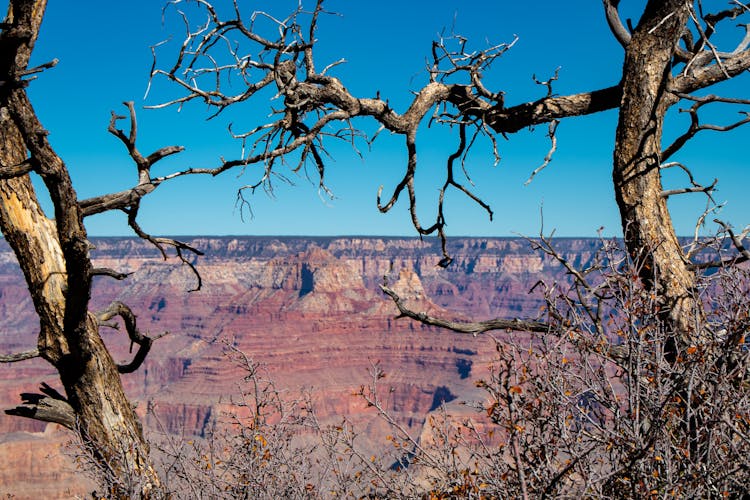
603 0 631 48
532 67 560 98
672 45 750 92
0 347 39 362
125 204 203 292
690 219 750 269
80 102 186 218
379 280 550 336
716 219 750 261
97 301 158 374
150 4 638 263
663 93 750 161
80 184 157 217
660 178 717 198
525 119 559 185
91 267 133 281
5 383 75 429
0 156 34 178
79 104 203 291
16 58 57 78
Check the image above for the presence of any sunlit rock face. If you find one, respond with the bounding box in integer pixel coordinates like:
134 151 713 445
0 236 596 497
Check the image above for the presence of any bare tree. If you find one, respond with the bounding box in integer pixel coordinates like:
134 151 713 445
150 0 750 344
0 1 204 496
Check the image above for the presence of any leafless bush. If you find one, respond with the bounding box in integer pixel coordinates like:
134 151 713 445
146 345 322 498
69 422 156 499
458 238 750 498
539 240 750 496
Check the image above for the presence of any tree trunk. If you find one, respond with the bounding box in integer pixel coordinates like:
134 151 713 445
613 1 700 344
0 1 160 496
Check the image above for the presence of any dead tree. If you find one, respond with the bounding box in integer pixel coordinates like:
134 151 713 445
0 1 203 496
151 0 750 347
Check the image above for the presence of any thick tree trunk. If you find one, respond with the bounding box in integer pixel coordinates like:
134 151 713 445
613 1 700 343
0 1 160 496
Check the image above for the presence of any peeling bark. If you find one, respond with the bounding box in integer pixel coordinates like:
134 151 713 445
613 1 701 343
0 1 160 496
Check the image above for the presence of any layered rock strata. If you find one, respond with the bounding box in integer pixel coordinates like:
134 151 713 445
0 236 594 497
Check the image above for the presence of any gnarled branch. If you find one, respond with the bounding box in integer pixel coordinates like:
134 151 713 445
97 301 158 374
379 280 550 336
5 382 75 429
150 0 750 269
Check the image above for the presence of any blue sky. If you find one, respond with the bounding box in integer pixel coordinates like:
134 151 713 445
16 1 750 237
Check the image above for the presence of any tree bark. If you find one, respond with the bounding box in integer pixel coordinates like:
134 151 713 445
613 0 700 343
0 1 160 496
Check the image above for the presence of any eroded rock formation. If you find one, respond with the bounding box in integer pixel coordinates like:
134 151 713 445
0 236 593 497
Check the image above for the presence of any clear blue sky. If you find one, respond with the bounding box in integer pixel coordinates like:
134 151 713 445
15 1 750 237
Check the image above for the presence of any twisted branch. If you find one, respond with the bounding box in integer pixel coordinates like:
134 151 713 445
97 301 163 374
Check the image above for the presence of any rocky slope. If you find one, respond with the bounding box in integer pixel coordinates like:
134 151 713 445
0 236 596 497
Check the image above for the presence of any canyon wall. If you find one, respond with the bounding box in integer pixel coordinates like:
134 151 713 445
0 236 597 497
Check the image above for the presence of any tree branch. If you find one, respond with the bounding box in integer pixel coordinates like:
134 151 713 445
603 0 631 48
149 0 750 273
97 301 157 374
5 382 75 429
662 93 750 161
660 178 717 198
691 219 750 269
79 103 184 217
0 347 39 362
124 204 203 291
91 267 132 281
0 157 34 178
379 281 550 336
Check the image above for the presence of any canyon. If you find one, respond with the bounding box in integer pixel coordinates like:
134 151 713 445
0 236 599 497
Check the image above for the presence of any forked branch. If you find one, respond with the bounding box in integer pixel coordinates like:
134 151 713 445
662 93 750 161
78 103 204 289
79 102 184 217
